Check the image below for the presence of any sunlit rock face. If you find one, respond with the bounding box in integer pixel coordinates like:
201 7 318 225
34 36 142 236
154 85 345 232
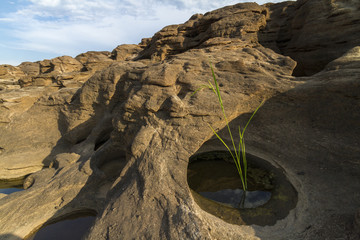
0 0 359 239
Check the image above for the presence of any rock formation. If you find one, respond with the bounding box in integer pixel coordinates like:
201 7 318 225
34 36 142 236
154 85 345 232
0 0 359 239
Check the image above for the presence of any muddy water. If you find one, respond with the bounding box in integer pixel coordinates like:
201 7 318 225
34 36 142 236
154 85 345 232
187 151 298 226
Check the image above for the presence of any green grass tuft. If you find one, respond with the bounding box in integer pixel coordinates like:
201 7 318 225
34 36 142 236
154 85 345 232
192 63 264 192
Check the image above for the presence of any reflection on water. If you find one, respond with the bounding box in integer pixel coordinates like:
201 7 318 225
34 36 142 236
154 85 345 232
187 151 298 226
0 188 23 194
200 189 271 208
27 215 96 240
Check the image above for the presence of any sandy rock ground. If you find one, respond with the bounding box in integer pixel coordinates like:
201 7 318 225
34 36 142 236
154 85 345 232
0 0 359 239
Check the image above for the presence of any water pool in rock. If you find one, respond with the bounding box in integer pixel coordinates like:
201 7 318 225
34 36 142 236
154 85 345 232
200 189 271 209
187 151 298 226
0 179 24 194
26 213 96 240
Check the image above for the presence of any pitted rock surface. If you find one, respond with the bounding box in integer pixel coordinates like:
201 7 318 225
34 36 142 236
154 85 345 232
0 1 359 239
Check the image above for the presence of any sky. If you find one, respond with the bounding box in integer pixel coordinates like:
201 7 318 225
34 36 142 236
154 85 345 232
0 0 285 66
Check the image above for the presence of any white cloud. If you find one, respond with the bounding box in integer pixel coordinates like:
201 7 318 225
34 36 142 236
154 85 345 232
1 0 287 65
30 0 61 7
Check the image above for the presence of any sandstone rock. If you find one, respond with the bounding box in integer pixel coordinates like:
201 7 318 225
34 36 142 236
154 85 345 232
325 45 360 70
17 56 87 88
139 37 152 47
23 175 35 190
0 65 25 81
355 208 360 233
0 87 49 125
38 56 83 75
31 73 55 87
0 65 25 90
55 72 94 88
50 56 83 73
111 44 143 61
18 62 40 76
51 152 81 169
0 87 77 179
39 59 52 74
0 1 359 240
259 0 360 76
138 2 268 61
75 51 113 72
0 84 21 91
18 76 33 88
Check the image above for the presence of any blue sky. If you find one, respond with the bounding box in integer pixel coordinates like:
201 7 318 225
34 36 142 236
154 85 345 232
0 0 285 66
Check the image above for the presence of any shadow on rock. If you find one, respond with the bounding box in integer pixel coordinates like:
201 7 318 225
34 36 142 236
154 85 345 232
0 234 22 240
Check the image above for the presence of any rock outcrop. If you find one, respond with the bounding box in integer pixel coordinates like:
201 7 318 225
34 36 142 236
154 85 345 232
0 65 25 90
0 0 359 239
259 0 360 76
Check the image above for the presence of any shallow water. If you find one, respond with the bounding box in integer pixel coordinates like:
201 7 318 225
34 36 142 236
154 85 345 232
27 215 96 240
0 179 23 194
187 151 298 226
0 188 23 194
189 158 272 209
200 189 271 209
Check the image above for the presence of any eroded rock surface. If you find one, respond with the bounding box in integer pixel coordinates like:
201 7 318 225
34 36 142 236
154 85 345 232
0 0 359 239
259 0 360 76
0 65 25 91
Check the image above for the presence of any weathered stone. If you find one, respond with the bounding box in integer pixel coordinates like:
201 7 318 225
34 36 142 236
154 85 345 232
52 152 81 169
55 72 94 88
139 37 152 47
355 208 360 233
18 76 33 88
23 175 35 190
31 73 55 86
75 51 113 72
259 0 360 76
27 56 87 87
50 56 83 73
0 65 25 90
18 62 40 76
0 87 77 179
0 65 25 81
111 44 143 61
0 1 359 240
138 2 268 61
0 87 49 125
39 59 52 74
37 56 83 76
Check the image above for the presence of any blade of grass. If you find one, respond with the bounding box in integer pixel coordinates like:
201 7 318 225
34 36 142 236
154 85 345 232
209 64 241 165
191 85 213 97
209 124 246 189
191 63 264 193
241 100 265 136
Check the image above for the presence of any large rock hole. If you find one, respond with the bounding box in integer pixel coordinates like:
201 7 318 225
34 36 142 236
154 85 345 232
187 151 298 226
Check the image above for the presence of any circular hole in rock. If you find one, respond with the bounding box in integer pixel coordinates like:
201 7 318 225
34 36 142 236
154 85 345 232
187 151 298 226
0 178 24 195
99 158 127 181
26 211 97 240
92 147 128 198
96 149 127 181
